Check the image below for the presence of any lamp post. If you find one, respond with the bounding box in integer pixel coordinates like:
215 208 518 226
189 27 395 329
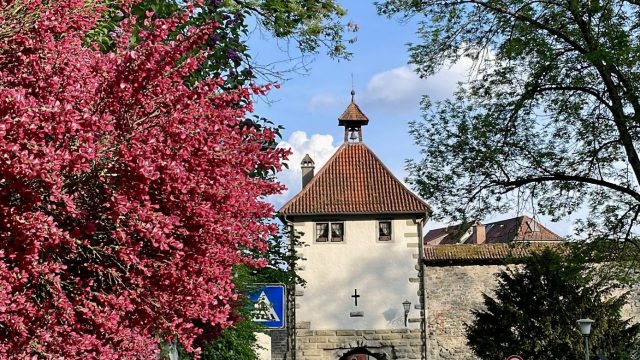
402 300 411 327
577 318 595 360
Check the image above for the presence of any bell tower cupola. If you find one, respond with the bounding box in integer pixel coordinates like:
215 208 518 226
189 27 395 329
338 90 369 143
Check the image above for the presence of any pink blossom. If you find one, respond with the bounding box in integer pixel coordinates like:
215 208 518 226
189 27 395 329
0 0 289 358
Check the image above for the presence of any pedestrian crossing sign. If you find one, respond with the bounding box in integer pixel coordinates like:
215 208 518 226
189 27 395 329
248 284 286 329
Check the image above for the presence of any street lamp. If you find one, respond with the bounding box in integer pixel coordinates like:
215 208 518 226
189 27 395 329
577 318 595 360
402 300 412 327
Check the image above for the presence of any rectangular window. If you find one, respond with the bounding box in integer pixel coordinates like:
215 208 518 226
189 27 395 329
315 222 344 242
331 223 344 242
378 220 392 241
316 223 329 242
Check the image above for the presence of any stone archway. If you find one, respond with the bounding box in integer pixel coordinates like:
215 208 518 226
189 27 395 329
316 337 397 360
338 347 387 360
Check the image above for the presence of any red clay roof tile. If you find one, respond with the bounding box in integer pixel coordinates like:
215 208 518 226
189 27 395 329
338 102 369 125
485 216 562 243
423 243 564 265
278 143 431 215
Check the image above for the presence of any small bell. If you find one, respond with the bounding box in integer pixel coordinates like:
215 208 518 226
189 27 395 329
349 130 358 142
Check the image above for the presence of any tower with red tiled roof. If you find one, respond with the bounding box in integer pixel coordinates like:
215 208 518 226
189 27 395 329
276 93 431 360
338 90 369 143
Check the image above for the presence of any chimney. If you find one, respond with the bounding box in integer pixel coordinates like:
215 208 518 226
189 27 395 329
473 223 486 244
301 154 315 188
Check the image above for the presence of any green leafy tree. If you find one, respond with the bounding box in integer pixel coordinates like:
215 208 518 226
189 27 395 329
88 0 356 87
466 249 639 359
377 0 640 249
198 317 260 360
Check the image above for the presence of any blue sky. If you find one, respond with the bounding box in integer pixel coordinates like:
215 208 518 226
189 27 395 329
251 1 574 236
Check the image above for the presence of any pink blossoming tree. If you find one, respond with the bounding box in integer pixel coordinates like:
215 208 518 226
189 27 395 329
0 0 288 358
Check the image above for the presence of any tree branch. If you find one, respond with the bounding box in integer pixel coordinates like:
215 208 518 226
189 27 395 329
464 0 589 54
495 174 640 202
566 3 640 187
534 85 613 111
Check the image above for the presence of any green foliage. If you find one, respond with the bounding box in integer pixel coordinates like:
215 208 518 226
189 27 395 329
223 0 353 58
198 318 260 360
466 249 640 359
377 1 640 249
251 225 306 287
87 0 355 86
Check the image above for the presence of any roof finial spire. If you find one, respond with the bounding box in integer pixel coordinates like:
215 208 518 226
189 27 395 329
351 73 355 102
339 78 369 143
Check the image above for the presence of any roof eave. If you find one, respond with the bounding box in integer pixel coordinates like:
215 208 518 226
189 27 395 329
279 209 431 217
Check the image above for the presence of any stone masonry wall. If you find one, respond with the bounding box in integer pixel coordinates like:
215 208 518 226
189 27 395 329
425 265 503 360
294 322 423 360
425 264 640 360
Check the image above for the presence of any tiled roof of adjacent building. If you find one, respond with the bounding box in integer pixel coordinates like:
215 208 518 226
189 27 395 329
424 215 563 245
423 243 564 266
278 143 431 216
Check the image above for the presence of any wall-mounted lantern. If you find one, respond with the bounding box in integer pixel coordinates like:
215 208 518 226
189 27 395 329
402 300 412 327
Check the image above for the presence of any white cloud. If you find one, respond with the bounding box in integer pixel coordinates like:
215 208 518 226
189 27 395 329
269 131 339 208
361 59 474 113
363 65 425 108
303 58 476 117
308 92 340 112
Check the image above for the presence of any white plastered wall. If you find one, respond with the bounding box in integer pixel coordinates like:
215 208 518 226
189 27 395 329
293 217 422 330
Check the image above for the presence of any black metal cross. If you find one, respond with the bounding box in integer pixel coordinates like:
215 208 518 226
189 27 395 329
351 289 360 306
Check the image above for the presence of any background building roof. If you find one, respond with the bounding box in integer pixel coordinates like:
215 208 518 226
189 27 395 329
424 215 563 245
423 243 564 266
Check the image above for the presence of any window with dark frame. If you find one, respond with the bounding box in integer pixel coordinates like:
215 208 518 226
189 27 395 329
316 223 329 242
378 221 392 241
331 223 344 242
315 222 344 242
